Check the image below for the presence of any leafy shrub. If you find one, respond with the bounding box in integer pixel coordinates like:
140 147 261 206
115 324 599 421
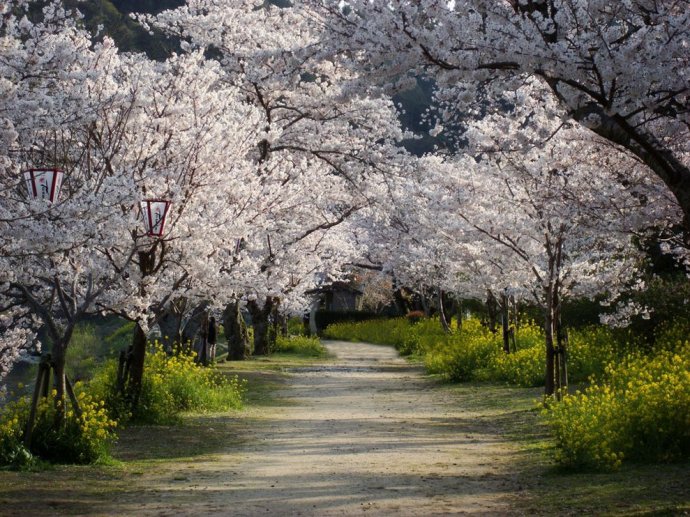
490 345 543 386
314 310 380 334
0 385 117 467
324 318 423 354
274 335 325 357
544 344 690 470
424 318 499 381
325 316 648 388
65 325 100 382
287 317 307 336
566 326 621 382
90 343 245 425
103 319 137 351
0 397 34 468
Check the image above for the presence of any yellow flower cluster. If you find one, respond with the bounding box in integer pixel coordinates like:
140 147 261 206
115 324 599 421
94 342 247 425
0 382 117 466
72 383 118 443
544 343 690 470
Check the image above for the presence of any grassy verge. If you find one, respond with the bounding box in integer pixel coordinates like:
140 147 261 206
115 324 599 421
0 354 300 514
439 381 690 515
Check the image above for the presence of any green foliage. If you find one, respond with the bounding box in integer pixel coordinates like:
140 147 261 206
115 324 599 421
274 335 326 357
424 318 500 381
324 316 630 386
103 320 136 351
89 343 245 425
489 344 543 387
0 386 117 468
287 317 307 336
65 325 101 382
0 397 34 469
64 320 135 383
566 326 628 381
544 344 690 470
314 310 380 334
324 317 420 353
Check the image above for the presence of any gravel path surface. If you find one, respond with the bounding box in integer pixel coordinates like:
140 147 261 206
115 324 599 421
120 341 525 516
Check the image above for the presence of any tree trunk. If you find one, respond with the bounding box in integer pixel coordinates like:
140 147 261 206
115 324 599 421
438 287 451 333
223 300 250 360
49 324 74 423
126 322 147 408
419 291 431 317
157 306 183 351
486 290 498 334
248 297 275 356
555 296 569 394
24 357 50 447
544 302 557 398
309 299 319 336
268 299 281 351
126 248 156 408
511 296 519 353
198 311 209 366
391 275 409 316
180 303 209 352
501 291 510 354
453 298 463 330
279 313 289 337
51 344 67 418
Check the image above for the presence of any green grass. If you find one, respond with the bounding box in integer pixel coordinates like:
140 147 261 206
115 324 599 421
273 335 327 357
440 381 690 515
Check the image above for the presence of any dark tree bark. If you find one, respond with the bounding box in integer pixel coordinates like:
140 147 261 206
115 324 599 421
438 287 451 333
501 291 511 354
392 275 410 316
180 303 209 352
485 290 499 334
198 312 209 366
269 299 281 351
511 295 519 352
543 234 567 399
124 248 156 407
248 297 277 356
223 300 250 360
452 298 463 330
126 322 148 408
157 302 184 350
554 292 569 392
279 313 289 337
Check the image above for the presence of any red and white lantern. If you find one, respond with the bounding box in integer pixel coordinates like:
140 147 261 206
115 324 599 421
23 168 64 203
140 199 171 237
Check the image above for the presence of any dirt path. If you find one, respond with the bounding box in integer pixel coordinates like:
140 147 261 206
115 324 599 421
114 341 525 516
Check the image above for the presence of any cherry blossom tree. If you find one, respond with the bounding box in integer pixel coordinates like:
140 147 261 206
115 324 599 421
145 0 414 354
310 0 690 250
80 50 268 399
415 85 679 395
0 0 132 406
0 1 269 408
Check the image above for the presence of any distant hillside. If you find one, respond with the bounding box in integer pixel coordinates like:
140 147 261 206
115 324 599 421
72 0 184 59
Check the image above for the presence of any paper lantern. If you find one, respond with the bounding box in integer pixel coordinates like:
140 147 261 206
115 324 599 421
23 168 63 203
140 199 171 237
